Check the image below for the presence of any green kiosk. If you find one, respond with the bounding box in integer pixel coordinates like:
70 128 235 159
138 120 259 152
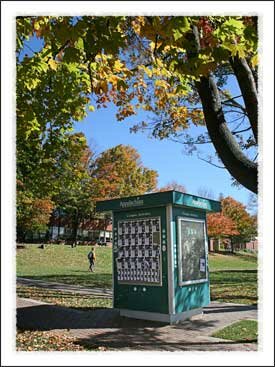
96 191 221 324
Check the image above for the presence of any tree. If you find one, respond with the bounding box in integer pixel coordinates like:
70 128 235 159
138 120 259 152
207 212 239 250
16 182 54 241
247 192 258 215
52 133 95 245
90 144 158 200
197 187 215 199
221 196 257 246
158 181 186 192
16 16 258 193
207 213 239 238
207 196 257 252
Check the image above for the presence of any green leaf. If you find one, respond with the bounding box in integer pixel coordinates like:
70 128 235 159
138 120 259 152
117 79 128 91
65 62 79 73
63 48 80 63
173 29 183 41
179 17 190 33
75 37 84 50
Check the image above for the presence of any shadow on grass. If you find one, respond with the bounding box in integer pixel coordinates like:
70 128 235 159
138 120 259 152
210 296 258 305
211 270 257 273
209 270 257 285
18 274 112 289
204 304 257 314
17 289 109 300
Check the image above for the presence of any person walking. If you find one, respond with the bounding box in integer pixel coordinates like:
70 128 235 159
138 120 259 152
88 247 96 272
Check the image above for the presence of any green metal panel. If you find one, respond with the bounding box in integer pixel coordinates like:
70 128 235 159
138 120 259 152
174 282 210 312
96 191 173 212
173 191 221 212
171 206 210 313
96 191 221 213
113 206 169 314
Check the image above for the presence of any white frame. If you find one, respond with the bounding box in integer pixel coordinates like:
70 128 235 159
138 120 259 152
116 216 163 286
166 204 175 314
177 217 208 286
111 212 115 307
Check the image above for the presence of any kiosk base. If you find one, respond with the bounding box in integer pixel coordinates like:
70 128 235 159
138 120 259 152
119 308 203 324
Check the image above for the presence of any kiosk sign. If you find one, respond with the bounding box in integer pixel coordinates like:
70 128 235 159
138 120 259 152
120 197 144 209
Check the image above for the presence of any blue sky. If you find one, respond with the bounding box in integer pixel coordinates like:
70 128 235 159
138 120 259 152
74 101 252 206
22 35 253 208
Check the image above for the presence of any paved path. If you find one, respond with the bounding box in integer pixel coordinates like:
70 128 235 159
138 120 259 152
17 277 112 298
17 297 257 351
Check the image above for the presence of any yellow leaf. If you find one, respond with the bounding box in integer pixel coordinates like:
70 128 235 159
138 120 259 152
88 105 95 112
251 54 258 68
108 75 119 85
155 79 169 88
48 59 58 71
114 60 124 72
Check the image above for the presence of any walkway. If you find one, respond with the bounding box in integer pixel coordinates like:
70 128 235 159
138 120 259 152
17 296 257 351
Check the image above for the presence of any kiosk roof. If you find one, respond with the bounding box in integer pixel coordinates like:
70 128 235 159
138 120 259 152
96 190 221 213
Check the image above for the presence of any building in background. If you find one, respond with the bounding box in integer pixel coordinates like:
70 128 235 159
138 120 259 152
24 213 112 244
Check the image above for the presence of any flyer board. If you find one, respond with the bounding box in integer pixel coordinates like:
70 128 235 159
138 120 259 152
116 217 162 285
178 218 207 284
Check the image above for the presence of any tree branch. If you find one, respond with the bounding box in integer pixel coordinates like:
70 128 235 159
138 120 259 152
53 40 71 60
169 137 212 145
229 56 258 143
197 154 226 169
232 127 252 134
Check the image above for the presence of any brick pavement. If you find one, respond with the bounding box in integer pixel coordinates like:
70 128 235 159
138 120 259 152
17 297 257 351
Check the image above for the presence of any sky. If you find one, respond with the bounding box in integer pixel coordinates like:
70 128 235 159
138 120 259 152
20 26 253 209
74 89 253 207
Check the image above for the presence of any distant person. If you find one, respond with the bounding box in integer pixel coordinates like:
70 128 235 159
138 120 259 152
87 247 96 272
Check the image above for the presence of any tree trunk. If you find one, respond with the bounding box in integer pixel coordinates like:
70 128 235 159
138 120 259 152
186 25 258 194
196 76 258 193
17 227 26 243
72 208 79 247
231 240 235 254
57 208 61 239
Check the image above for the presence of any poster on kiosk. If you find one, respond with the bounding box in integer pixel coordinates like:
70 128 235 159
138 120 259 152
96 190 221 324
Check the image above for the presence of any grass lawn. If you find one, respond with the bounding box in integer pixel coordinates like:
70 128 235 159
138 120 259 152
208 251 257 271
212 320 258 342
17 244 258 305
209 252 257 305
17 244 113 288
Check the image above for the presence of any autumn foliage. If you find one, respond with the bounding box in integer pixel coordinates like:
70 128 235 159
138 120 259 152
17 185 54 240
221 196 257 243
207 196 257 244
207 213 239 238
158 181 186 193
16 16 258 193
90 144 158 200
